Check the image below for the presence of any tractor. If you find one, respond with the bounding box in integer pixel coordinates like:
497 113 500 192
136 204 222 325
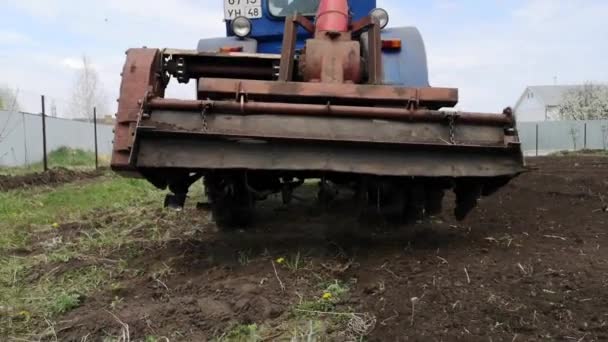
111 0 524 228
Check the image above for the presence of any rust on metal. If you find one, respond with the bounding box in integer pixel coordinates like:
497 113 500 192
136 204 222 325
146 98 514 126
110 0 525 224
111 48 163 171
366 19 382 84
301 33 361 83
135 137 524 178
278 15 299 81
294 15 315 33
141 109 512 149
198 78 458 109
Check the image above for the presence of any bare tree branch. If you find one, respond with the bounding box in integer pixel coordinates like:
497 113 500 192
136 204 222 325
0 86 22 143
68 55 109 120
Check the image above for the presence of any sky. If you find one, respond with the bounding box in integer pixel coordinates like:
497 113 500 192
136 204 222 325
1 0 607 116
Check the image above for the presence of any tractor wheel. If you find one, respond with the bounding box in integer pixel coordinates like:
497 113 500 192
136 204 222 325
205 176 254 229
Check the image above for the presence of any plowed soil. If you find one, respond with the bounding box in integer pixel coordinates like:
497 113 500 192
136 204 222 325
55 156 608 341
0 168 103 191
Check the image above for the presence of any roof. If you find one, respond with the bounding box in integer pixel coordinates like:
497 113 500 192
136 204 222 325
514 85 584 111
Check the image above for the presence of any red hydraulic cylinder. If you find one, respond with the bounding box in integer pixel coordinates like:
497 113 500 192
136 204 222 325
316 0 349 32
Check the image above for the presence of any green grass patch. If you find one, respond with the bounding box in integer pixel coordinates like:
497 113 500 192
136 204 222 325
293 280 350 317
0 174 165 338
0 175 161 237
0 147 109 175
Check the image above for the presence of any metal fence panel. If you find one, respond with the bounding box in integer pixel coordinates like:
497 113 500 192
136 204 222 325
518 119 608 156
0 110 114 167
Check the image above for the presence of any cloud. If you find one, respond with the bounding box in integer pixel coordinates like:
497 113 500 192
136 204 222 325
0 29 33 45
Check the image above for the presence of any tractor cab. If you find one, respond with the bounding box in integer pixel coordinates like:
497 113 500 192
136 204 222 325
222 0 376 53
198 0 429 86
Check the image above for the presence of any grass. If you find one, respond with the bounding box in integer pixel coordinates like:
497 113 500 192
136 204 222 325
0 173 164 338
549 149 608 157
0 147 109 176
0 176 161 249
0 168 365 341
294 280 350 317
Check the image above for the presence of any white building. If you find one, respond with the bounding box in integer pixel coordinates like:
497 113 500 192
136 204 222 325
514 85 583 122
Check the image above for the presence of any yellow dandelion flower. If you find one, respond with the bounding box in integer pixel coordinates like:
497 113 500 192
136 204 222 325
276 257 285 264
322 292 333 300
51 223 60 229
18 310 31 321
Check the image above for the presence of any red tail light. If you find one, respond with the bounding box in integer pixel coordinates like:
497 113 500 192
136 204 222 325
219 46 244 53
382 39 402 51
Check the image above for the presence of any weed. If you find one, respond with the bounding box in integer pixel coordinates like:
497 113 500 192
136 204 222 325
284 251 302 272
324 281 349 300
145 336 169 342
296 299 336 314
293 280 350 319
110 296 124 311
50 292 82 314
238 250 252 266
221 323 260 342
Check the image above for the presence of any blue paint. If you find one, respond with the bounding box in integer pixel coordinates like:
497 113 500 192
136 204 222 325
200 0 429 86
381 27 429 87
225 0 376 53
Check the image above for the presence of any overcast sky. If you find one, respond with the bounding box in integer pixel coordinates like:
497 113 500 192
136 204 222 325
1 0 607 115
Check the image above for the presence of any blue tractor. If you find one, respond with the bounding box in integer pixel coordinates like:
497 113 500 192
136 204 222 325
112 0 524 228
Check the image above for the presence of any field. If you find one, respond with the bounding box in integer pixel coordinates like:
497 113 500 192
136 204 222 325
1 155 608 341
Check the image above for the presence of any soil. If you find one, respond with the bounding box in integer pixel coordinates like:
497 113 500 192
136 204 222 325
53 156 608 341
0 168 104 191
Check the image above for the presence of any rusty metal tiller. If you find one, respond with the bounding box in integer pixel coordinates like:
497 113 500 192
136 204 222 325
111 0 524 227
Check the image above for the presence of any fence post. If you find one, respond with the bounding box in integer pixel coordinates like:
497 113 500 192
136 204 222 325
93 107 99 170
535 123 539 157
583 123 587 150
41 95 48 172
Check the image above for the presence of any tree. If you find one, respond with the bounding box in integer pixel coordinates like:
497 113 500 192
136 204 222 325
67 55 108 120
0 86 20 112
0 86 21 145
558 83 608 120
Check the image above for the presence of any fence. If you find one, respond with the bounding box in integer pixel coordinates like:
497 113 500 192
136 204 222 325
2 108 607 167
518 119 608 156
0 109 113 168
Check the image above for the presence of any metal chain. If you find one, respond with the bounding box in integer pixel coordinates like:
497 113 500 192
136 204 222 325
448 114 456 145
201 103 210 131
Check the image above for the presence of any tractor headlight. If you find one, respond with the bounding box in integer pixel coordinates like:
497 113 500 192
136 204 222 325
231 16 252 38
369 8 389 29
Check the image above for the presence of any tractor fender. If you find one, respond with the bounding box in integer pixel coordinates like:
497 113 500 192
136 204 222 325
197 37 258 53
380 27 430 87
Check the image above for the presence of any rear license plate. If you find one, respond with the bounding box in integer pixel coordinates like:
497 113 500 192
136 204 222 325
224 0 262 20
